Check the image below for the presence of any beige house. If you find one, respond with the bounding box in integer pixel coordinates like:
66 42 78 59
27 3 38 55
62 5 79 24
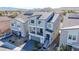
0 17 11 36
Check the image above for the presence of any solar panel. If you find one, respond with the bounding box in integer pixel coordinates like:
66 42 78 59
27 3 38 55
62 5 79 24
68 17 79 19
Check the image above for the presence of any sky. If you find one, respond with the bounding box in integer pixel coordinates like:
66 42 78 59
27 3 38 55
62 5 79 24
0 0 79 9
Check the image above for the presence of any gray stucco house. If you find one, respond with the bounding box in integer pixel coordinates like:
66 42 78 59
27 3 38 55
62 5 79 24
28 12 61 48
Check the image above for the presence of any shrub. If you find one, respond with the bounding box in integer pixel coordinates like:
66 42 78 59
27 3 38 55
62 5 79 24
59 44 72 51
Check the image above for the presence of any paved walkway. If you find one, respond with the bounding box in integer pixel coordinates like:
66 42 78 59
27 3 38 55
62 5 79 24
4 35 28 47
0 41 11 51
13 43 25 51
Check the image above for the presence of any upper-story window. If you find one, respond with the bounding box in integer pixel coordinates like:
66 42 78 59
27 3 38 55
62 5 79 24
11 21 16 27
30 27 35 34
68 17 79 19
68 34 76 40
38 21 41 24
11 23 14 26
47 23 51 28
68 35 72 39
48 23 51 28
31 20 34 23
17 25 20 28
68 31 78 41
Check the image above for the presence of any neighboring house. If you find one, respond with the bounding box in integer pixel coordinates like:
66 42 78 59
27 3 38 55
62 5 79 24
58 7 79 11
28 12 61 48
10 13 32 37
60 13 79 51
0 7 20 16
0 17 11 37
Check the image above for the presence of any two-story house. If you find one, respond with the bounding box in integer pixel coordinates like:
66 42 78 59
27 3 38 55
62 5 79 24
60 13 79 51
28 12 61 48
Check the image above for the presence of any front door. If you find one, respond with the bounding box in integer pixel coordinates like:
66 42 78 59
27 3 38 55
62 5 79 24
43 34 50 48
46 34 50 40
12 30 21 37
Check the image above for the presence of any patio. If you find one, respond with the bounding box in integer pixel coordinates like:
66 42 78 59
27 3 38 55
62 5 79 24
1 34 28 47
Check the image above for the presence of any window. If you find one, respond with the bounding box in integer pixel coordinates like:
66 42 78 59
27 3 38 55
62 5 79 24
30 27 35 34
48 23 51 28
68 17 79 19
11 23 14 26
46 34 50 40
31 20 34 23
68 34 76 40
38 21 41 24
37 28 43 36
68 31 78 41
68 35 72 39
40 29 43 33
17 25 20 28
73 35 76 40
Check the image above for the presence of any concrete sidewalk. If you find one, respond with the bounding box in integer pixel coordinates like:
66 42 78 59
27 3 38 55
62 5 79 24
0 41 11 51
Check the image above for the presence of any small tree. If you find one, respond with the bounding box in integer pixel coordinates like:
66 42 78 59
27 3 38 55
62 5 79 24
59 44 72 51
0 12 3 16
62 10 67 15
9 12 18 18
67 10 76 13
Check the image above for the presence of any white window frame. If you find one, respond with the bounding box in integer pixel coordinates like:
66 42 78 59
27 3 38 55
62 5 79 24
38 20 41 24
47 23 53 30
31 19 34 23
67 31 78 43
30 27 35 33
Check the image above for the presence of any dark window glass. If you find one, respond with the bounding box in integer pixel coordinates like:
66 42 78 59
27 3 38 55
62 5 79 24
38 21 41 24
40 28 43 33
31 20 34 23
68 35 72 39
68 17 79 19
37 28 43 36
73 35 76 40
17 25 20 27
11 23 14 26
